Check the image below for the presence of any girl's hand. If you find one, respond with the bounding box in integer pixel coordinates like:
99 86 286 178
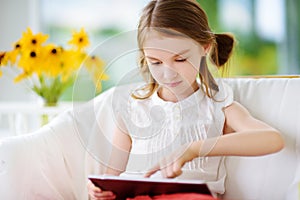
144 142 199 178
87 180 116 200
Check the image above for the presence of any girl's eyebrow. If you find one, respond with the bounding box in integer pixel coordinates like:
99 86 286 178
145 49 190 60
145 55 160 60
174 49 190 56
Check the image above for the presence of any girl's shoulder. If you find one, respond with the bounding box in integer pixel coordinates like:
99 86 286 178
214 79 234 108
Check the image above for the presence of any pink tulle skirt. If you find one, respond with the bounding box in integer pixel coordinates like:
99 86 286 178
126 193 218 200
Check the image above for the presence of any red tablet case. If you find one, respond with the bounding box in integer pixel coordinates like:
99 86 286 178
88 175 212 200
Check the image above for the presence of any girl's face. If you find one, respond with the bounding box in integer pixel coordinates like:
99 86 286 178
143 31 209 102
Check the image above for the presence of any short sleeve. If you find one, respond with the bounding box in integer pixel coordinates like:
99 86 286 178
216 80 234 108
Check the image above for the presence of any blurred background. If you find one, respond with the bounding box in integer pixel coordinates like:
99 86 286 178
0 0 299 102
0 0 299 137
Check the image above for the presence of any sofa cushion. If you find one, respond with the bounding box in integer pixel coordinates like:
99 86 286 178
0 78 299 200
222 78 300 200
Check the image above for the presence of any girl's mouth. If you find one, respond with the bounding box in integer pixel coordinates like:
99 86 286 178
164 81 182 88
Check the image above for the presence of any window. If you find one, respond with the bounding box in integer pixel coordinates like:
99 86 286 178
40 0 149 100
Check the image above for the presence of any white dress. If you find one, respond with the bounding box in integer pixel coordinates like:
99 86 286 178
119 81 233 195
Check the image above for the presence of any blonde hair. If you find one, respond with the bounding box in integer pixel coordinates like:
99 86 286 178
133 0 235 99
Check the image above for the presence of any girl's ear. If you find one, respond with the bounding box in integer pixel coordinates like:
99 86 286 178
203 44 211 54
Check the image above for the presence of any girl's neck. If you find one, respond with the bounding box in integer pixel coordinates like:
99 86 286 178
157 82 199 103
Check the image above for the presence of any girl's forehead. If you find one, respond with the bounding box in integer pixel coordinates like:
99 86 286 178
143 32 200 55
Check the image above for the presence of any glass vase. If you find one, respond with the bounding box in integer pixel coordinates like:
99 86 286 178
41 98 59 126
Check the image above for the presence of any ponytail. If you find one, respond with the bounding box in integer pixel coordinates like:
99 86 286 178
210 33 235 67
198 33 235 99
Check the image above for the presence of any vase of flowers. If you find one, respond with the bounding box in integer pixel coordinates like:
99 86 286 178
0 27 108 107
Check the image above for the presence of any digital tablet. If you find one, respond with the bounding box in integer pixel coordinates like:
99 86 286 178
88 175 212 200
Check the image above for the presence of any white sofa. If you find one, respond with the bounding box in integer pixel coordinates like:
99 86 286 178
0 77 299 200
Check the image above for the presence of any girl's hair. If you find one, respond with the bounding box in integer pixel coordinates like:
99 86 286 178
133 0 235 99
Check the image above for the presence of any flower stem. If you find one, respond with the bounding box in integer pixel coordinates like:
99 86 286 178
41 114 49 126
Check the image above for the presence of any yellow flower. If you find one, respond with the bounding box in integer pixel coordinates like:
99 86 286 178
0 41 22 66
19 27 48 50
1 27 108 105
42 44 64 77
6 50 20 65
0 52 5 65
0 52 6 77
68 28 90 50
60 49 85 81
85 55 109 92
17 47 44 80
14 72 30 83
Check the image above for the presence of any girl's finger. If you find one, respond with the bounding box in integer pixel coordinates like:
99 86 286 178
144 164 160 178
92 194 116 200
88 180 116 199
160 167 167 178
90 195 116 200
165 164 175 178
87 180 101 192
94 191 115 198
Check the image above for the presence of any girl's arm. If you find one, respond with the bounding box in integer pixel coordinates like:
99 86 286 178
88 125 131 199
105 125 132 175
190 101 284 157
145 101 284 178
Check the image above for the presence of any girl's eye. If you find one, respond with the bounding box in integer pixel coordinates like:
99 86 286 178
175 58 187 62
150 61 162 65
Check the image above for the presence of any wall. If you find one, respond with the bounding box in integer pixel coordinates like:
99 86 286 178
0 0 39 102
0 0 40 137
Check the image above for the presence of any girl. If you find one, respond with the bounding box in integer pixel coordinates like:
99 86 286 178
88 0 284 199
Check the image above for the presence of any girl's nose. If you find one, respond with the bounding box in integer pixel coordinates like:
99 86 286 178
162 65 178 80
